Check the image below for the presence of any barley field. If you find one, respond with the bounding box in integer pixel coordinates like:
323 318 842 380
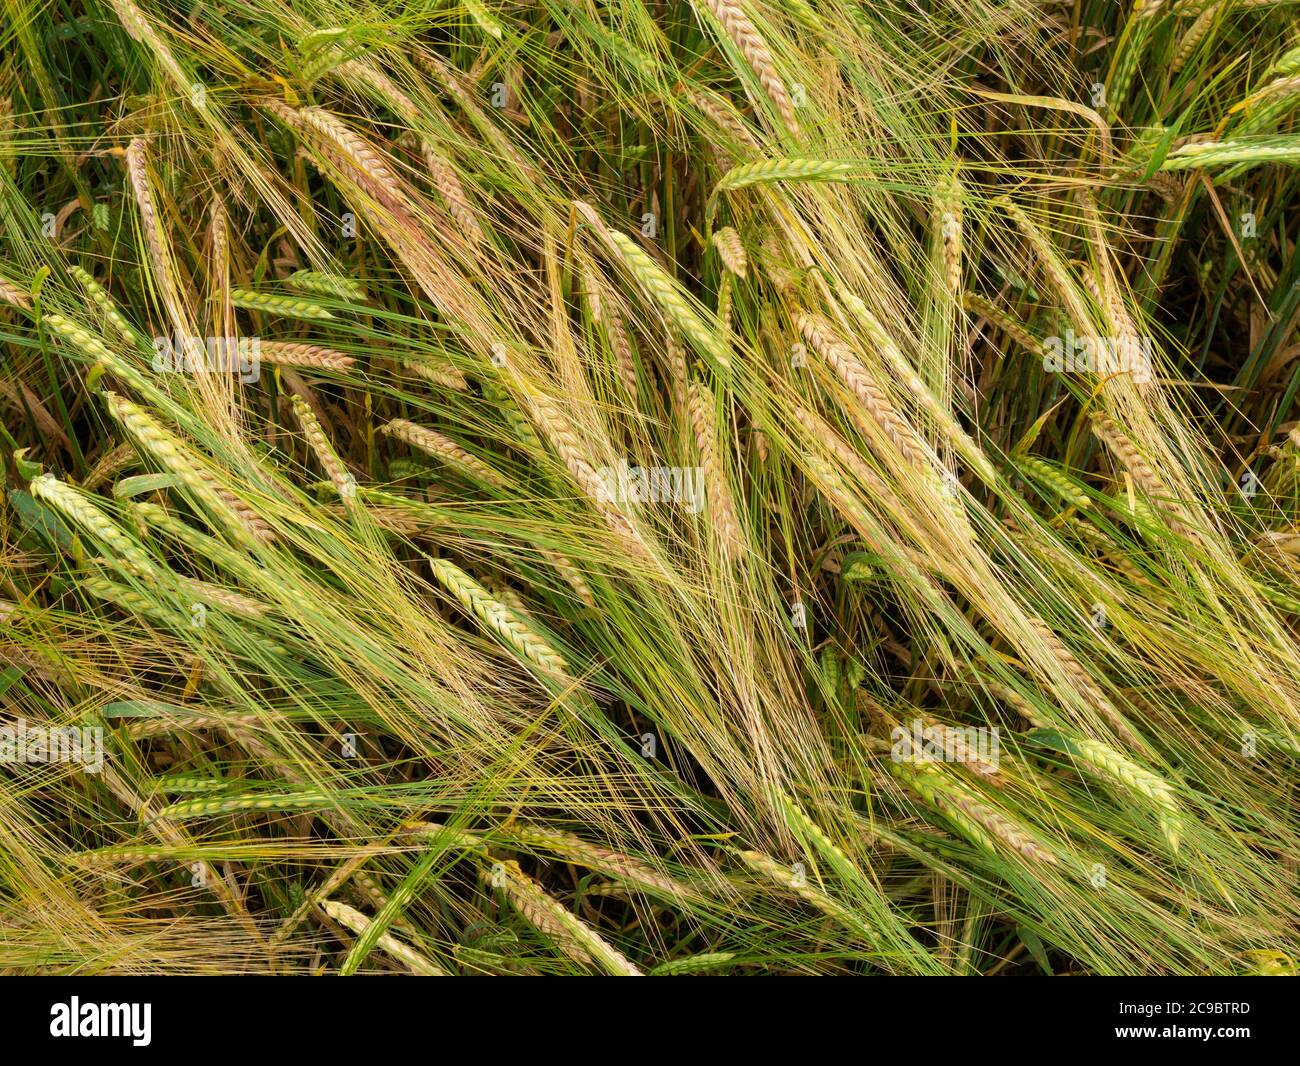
1 0 1299 976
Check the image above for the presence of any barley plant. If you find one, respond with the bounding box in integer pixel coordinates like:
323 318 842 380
2 0 1300 977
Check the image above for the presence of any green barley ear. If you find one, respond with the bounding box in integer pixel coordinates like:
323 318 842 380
68 266 139 344
230 288 336 320
381 418 509 490
426 556 571 679
1017 456 1090 510
284 270 366 302
1029 729 1183 854
42 313 170 408
319 899 446 975
650 952 738 976
574 201 732 375
289 395 357 502
485 859 643 976
713 157 857 194
29 474 156 576
102 392 275 547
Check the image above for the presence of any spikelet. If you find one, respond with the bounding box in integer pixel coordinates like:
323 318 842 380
517 385 650 554
381 418 508 490
960 294 1041 353
487 859 643 975
1173 2 1220 72
894 763 1057 865
319 899 446 975
651 953 738 976
688 381 743 557
701 0 799 133
716 273 734 339
257 341 355 372
664 328 690 421
156 775 230 794
263 101 408 209
42 313 168 407
108 0 191 89
130 501 259 580
834 283 1001 487
285 269 366 302
0 96 13 181
428 556 570 677
103 392 274 546
796 313 925 467
80 575 182 628
290 395 357 501
687 88 762 153
841 550 875 582
125 138 185 334
1025 615 1141 748
1089 412 1193 537
585 277 639 399
231 288 336 320
180 576 270 619
421 143 487 246
712 227 749 277
122 713 263 740
1018 456 1090 509
461 0 506 39
0 276 31 310
793 406 888 497
737 849 881 943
